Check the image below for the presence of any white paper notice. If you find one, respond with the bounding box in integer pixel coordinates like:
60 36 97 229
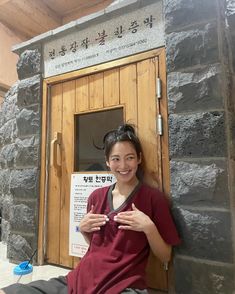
69 173 116 257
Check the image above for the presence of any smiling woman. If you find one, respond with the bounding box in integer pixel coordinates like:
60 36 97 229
67 123 181 294
0 123 180 294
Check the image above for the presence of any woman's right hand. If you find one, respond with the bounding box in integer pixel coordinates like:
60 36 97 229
79 205 109 233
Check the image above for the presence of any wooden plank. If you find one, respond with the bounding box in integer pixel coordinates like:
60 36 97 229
46 83 63 265
73 257 80 269
75 76 89 113
158 50 170 196
0 3 41 37
89 72 104 109
63 0 112 26
0 0 10 6
46 48 164 85
60 80 75 267
154 57 163 191
137 58 167 291
104 68 120 107
0 0 61 38
120 63 137 124
14 0 61 29
137 58 160 189
38 81 49 265
146 251 167 290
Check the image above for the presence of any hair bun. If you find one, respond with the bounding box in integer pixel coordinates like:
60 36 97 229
117 124 136 135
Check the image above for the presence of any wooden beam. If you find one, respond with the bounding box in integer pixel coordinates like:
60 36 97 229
63 0 113 24
0 0 11 5
0 0 62 39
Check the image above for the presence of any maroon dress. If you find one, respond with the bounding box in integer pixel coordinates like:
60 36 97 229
67 183 180 294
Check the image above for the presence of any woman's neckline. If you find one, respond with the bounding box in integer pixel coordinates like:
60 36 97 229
107 181 142 213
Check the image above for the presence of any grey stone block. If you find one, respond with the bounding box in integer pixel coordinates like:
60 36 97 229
0 120 17 147
7 234 36 263
230 34 235 73
166 23 219 71
170 159 229 207
0 170 11 195
1 219 10 243
172 207 233 262
226 0 235 28
167 65 224 113
164 0 217 33
17 49 41 80
10 168 39 199
169 112 227 157
0 83 19 123
228 111 235 160
10 204 36 232
0 144 17 168
15 137 39 167
17 75 41 107
1 194 13 220
174 256 235 294
16 109 40 137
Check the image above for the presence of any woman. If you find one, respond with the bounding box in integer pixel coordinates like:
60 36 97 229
1 124 180 294
67 124 180 293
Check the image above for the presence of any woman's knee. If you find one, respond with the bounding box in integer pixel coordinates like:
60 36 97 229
0 290 6 294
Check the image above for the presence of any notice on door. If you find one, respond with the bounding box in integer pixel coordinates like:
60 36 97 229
69 173 116 257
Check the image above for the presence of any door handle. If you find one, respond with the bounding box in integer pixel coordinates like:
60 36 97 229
50 132 62 176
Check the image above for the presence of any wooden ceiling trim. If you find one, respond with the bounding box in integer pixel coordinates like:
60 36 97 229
0 0 62 38
0 6 48 38
0 0 115 40
12 0 62 30
62 0 113 24
42 0 83 15
0 0 11 5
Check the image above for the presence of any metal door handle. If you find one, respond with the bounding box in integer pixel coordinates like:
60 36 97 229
50 132 62 175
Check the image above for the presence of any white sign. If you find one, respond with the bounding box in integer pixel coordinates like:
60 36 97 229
69 173 116 257
44 1 164 77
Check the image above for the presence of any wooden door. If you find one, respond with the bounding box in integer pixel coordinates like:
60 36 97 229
39 48 169 291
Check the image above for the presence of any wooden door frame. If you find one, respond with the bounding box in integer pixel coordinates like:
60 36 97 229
38 47 169 266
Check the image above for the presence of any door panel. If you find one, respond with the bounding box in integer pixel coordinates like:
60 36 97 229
75 77 89 113
60 80 75 267
45 51 168 290
120 63 137 124
104 68 120 107
137 58 162 189
47 83 62 265
89 72 104 109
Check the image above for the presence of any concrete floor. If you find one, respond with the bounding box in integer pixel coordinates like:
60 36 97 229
0 242 70 288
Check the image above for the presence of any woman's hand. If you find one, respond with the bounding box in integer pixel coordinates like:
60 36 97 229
114 203 172 262
79 205 109 233
114 203 153 233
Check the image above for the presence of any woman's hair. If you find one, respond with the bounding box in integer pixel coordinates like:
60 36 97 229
102 124 144 180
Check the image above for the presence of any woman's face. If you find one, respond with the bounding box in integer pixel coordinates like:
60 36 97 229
106 141 141 185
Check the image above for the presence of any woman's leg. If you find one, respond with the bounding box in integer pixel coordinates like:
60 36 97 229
1 276 67 294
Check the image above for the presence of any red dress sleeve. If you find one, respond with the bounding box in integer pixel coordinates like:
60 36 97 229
151 189 181 246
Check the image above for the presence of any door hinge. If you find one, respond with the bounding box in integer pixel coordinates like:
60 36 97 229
156 77 161 99
163 262 169 271
157 114 163 135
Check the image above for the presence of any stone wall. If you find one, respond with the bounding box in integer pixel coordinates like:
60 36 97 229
0 0 234 292
165 0 235 293
0 48 42 263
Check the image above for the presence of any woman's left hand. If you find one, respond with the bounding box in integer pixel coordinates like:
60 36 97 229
114 203 154 233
